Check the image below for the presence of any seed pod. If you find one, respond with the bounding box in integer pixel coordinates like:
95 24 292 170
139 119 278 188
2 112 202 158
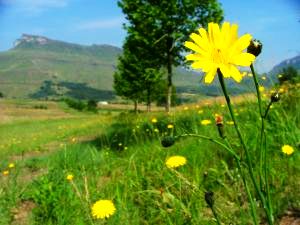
161 136 176 148
247 39 263 57
205 191 214 208
271 92 280 103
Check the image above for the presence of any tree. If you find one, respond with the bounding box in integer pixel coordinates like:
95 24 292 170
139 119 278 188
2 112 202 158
278 66 299 84
114 34 163 112
118 0 223 112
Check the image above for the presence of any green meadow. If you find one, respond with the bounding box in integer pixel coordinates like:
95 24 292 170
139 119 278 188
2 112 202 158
0 84 299 225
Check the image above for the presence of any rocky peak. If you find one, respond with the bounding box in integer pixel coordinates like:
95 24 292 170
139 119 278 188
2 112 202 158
13 34 49 47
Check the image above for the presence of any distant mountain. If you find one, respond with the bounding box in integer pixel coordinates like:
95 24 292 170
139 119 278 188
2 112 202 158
268 55 300 79
0 34 266 101
0 34 122 100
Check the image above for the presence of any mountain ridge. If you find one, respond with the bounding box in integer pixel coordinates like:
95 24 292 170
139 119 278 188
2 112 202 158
0 34 298 100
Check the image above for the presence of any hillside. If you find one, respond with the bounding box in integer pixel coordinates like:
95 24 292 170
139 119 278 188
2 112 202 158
0 34 121 100
0 34 297 101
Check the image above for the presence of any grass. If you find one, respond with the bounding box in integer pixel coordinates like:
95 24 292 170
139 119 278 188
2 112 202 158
0 84 299 225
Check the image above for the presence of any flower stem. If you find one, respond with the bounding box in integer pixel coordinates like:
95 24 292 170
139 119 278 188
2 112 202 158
250 64 274 223
224 138 258 225
217 70 273 225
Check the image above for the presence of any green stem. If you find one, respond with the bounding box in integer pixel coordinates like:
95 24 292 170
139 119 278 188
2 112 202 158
177 134 240 160
224 138 258 225
251 64 274 223
250 64 265 191
217 70 273 225
211 205 222 225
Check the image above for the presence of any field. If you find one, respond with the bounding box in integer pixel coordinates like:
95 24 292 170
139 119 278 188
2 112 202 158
0 85 299 225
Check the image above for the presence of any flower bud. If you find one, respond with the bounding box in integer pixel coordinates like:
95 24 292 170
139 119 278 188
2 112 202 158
161 136 176 148
271 92 280 103
205 191 214 208
247 39 262 57
215 115 225 138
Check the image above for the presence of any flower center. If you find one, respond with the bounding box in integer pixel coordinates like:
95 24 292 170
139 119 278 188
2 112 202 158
212 49 225 65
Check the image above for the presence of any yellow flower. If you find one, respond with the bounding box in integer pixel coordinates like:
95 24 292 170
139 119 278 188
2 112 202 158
2 170 9 176
71 137 76 143
221 104 225 108
124 146 128 150
8 163 15 168
91 200 116 219
195 105 200 109
66 174 74 181
278 74 283 78
262 76 266 80
154 128 159 133
226 121 235 125
201 119 212 125
151 118 157 123
167 124 174 129
279 88 285 93
198 110 204 114
248 73 253 77
183 106 189 111
166 156 187 169
259 86 265 92
282 145 294 155
185 21 255 83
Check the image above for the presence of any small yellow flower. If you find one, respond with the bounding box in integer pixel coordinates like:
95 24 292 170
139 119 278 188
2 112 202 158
201 119 211 125
195 105 200 109
226 121 235 125
262 76 266 80
124 146 128 150
259 86 265 92
248 73 253 77
66 174 74 181
91 200 116 219
8 163 15 168
2 170 9 176
282 145 294 155
71 137 76 143
166 156 187 169
270 105 274 109
198 110 203 114
167 124 174 129
279 88 285 93
278 74 283 78
154 128 159 133
221 104 225 108
183 106 189 111
262 93 267 98
151 118 157 123
185 21 255 83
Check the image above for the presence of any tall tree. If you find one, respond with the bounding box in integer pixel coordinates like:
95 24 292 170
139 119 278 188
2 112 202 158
114 34 163 112
118 0 223 111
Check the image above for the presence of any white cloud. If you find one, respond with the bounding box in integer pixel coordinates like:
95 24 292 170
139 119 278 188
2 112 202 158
77 17 125 30
2 0 68 14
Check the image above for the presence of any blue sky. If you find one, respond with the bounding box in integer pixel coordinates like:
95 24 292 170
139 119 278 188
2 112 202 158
0 0 299 72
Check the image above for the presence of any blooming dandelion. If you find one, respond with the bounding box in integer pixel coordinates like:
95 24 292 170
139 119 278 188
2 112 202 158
167 124 174 129
201 119 212 125
66 174 74 181
91 200 116 219
8 163 15 168
151 118 157 123
185 21 255 83
2 170 9 176
226 121 235 125
282 145 294 156
166 156 187 169
184 106 189 111
259 86 265 92
279 88 285 93
221 104 225 108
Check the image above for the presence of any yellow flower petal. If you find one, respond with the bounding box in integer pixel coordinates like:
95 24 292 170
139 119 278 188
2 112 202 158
232 52 255 66
204 67 217 83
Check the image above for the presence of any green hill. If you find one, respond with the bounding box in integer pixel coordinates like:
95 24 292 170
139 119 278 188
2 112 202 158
1 34 296 101
0 34 121 100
